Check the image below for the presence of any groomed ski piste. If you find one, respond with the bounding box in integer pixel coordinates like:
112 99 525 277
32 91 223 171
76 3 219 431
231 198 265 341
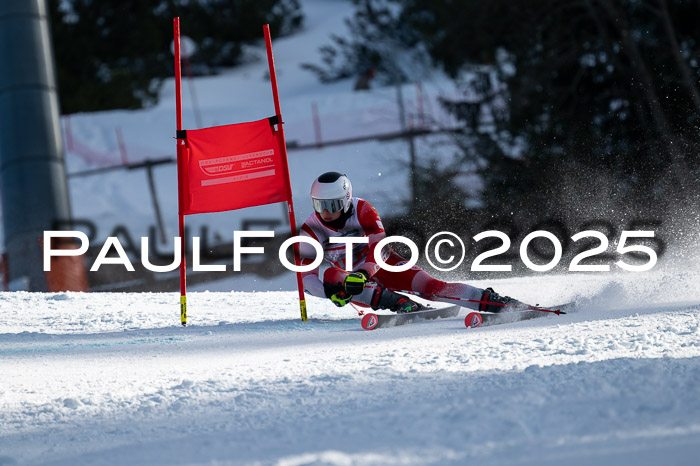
1 268 700 465
2 0 700 464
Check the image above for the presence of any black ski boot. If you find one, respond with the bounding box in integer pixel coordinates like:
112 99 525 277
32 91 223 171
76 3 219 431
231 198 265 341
479 287 527 313
372 288 425 314
391 296 425 314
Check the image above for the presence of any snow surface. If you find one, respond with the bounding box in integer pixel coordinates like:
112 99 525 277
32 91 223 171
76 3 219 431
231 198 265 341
1 0 700 464
1 269 700 465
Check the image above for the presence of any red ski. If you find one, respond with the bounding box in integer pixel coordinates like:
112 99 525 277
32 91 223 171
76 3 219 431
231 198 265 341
465 303 572 328
361 305 461 330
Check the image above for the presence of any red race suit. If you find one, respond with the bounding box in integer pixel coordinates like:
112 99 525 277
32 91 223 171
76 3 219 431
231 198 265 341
298 198 483 309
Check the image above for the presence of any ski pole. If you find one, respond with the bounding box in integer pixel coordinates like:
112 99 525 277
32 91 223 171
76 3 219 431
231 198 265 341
386 288 566 315
350 302 365 316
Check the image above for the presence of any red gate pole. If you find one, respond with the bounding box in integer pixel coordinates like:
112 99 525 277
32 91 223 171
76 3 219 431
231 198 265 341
173 18 188 326
263 24 308 322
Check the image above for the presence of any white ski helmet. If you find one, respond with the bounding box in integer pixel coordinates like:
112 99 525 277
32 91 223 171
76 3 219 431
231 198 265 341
310 172 353 214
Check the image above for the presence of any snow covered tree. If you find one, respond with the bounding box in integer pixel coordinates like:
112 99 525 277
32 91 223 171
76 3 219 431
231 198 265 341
301 0 432 85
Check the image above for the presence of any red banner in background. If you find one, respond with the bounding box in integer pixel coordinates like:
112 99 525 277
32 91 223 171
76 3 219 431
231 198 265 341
181 117 288 215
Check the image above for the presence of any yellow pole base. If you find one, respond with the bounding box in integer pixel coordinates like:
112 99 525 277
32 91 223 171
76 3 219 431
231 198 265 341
300 299 308 322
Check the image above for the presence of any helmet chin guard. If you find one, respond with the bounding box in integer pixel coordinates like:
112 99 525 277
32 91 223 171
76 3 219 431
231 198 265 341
310 172 352 213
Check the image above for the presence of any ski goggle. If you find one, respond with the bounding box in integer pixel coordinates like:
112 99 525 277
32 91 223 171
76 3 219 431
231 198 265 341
312 198 344 214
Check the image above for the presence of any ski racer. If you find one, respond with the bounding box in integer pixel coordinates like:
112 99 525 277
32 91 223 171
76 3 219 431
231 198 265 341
298 171 528 314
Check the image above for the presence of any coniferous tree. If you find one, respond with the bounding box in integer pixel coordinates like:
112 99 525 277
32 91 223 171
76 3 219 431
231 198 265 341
306 0 700 224
48 0 303 114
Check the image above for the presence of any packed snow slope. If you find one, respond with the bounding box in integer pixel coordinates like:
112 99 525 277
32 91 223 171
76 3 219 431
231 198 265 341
1 0 699 464
1 268 699 465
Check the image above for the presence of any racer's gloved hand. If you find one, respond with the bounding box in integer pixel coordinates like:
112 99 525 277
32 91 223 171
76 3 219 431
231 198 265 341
331 290 352 307
344 271 369 295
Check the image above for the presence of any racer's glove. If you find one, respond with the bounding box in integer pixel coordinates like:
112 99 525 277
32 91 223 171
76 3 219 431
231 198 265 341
344 271 369 295
331 290 352 307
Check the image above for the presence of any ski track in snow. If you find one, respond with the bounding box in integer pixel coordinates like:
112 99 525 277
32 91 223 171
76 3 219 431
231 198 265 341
1 271 700 465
